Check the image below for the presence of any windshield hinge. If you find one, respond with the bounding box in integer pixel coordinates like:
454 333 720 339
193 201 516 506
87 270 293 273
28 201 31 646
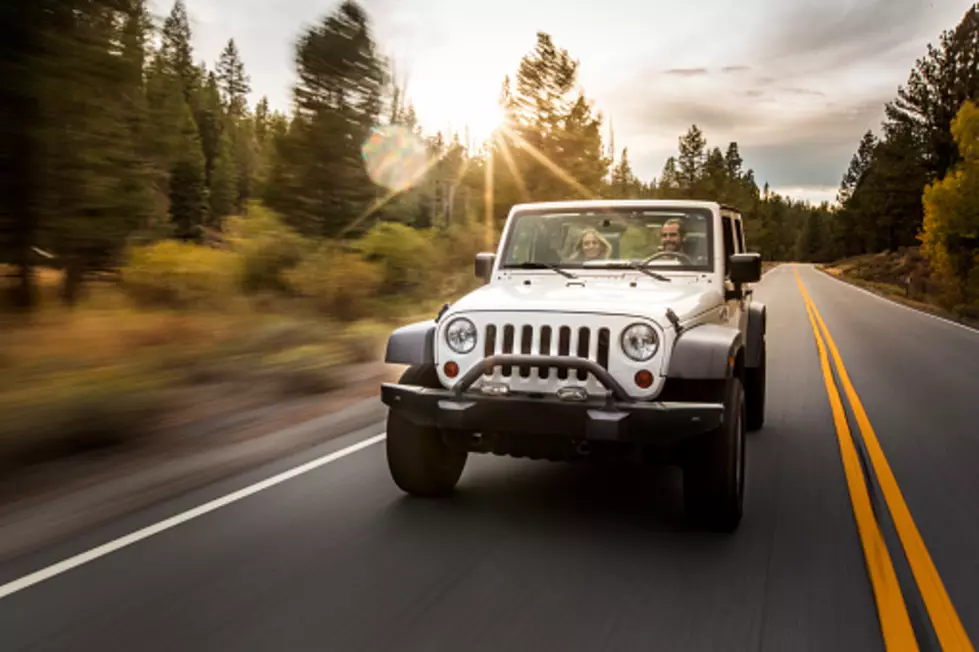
665 308 682 334
435 303 450 322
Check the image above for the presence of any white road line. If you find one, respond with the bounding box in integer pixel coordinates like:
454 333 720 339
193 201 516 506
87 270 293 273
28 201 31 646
0 433 387 601
807 264 979 337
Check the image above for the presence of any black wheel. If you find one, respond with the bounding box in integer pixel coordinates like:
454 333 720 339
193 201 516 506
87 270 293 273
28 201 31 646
745 341 766 432
682 377 746 532
386 365 468 497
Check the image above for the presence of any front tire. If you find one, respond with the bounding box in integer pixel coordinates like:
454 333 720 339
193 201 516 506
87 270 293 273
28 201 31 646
386 365 468 497
682 377 746 532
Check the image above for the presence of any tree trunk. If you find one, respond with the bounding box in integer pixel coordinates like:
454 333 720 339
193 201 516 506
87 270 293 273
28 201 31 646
1 0 41 312
60 256 85 307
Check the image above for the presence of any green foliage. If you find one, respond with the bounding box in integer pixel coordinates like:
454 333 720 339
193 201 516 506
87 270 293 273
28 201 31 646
839 5 979 262
265 0 386 238
921 100 979 313
11 0 979 322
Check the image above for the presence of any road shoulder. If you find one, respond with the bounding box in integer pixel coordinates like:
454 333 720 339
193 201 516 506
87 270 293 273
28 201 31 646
816 264 979 333
0 363 401 564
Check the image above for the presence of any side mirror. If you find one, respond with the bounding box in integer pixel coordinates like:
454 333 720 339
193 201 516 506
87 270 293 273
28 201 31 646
474 252 496 281
729 252 762 285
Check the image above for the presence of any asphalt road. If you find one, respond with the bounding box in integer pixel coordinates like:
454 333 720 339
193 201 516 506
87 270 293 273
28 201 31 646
1 264 977 651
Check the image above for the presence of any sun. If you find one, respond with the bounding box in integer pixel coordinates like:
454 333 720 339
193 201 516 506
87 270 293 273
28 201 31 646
415 90 506 149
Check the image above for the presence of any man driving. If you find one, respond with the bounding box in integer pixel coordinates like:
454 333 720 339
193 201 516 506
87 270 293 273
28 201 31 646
659 218 685 253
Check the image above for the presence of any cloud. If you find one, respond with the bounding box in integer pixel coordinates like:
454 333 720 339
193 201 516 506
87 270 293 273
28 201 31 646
760 0 935 73
665 67 709 76
780 87 826 97
588 0 961 191
601 56 890 190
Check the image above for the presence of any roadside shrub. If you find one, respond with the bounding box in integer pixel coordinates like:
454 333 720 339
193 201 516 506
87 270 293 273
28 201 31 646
226 202 309 294
283 244 384 321
434 220 490 272
354 221 438 295
120 240 241 310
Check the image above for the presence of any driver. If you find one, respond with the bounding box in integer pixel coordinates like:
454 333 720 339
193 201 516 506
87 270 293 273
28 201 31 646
659 218 685 253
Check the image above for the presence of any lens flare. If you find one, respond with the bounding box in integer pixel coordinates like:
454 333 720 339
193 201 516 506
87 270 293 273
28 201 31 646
361 125 431 193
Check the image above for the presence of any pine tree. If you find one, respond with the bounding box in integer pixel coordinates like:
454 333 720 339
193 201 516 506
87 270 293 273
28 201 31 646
265 0 386 237
885 5 979 181
209 129 238 222
161 0 198 104
196 71 223 185
658 157 681 198
700 147 727 198
217 38 251 120
169 104 208 240
677 125 706 192
724 142 743 179
500 32 610 201
254 96 270 143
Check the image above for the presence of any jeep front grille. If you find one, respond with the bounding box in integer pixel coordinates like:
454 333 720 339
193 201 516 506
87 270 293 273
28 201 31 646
483 323 611 381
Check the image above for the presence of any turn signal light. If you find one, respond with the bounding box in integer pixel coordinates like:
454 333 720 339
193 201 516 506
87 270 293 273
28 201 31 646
634 370 653 389
444 361 459 378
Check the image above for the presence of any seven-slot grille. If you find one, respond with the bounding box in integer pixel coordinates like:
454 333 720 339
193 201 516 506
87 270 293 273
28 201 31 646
482 323 611 382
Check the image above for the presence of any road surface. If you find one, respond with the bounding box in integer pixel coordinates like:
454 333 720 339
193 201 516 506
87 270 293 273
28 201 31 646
1 264 977 651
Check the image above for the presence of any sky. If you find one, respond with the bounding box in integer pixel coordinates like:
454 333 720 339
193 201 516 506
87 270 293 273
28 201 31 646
151 0 976 205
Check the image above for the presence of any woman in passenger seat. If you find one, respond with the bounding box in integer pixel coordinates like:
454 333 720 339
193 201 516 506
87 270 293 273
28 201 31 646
568 228 612 261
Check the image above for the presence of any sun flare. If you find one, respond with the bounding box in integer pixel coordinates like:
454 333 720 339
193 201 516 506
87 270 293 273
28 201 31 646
418 93 506 149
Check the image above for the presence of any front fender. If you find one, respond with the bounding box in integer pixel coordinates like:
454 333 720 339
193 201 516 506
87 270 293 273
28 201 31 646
384 320 436 366
666 324 743 379
746 301 766 368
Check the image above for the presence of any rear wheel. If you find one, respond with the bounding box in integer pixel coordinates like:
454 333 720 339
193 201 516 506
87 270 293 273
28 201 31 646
386 365 468 497
745 341 766 431
682 377 746 532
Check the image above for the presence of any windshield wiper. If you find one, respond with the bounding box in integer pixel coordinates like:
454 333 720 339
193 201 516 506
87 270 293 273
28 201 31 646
507 262 578 279
584 261 672 282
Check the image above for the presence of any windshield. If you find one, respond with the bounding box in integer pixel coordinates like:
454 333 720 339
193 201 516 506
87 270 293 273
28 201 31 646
500 206 714 272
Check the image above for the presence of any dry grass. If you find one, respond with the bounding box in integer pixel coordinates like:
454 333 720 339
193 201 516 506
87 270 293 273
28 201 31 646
0 267 421 469
1 254 489 471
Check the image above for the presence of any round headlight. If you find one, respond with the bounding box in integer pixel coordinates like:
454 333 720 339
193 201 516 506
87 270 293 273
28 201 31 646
621 323 658 361
445 318 478 354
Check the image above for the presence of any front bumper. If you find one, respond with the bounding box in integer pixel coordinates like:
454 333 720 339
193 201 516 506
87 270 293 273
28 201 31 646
381 383 724 445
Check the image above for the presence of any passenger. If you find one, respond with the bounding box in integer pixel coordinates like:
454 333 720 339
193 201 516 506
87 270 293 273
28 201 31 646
568 228 612 261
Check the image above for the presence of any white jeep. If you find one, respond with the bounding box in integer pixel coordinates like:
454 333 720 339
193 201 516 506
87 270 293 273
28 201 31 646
380 200 766 531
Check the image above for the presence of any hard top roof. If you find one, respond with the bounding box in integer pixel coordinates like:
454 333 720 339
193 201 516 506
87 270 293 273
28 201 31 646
509 199 742 214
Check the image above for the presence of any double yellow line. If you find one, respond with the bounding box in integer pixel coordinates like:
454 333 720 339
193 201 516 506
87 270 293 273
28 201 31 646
794 265 973 652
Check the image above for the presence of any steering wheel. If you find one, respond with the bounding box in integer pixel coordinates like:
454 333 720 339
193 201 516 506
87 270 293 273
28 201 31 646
640 250 694 265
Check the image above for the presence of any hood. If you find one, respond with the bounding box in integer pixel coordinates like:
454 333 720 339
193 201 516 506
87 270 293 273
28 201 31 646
448 275 723 325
